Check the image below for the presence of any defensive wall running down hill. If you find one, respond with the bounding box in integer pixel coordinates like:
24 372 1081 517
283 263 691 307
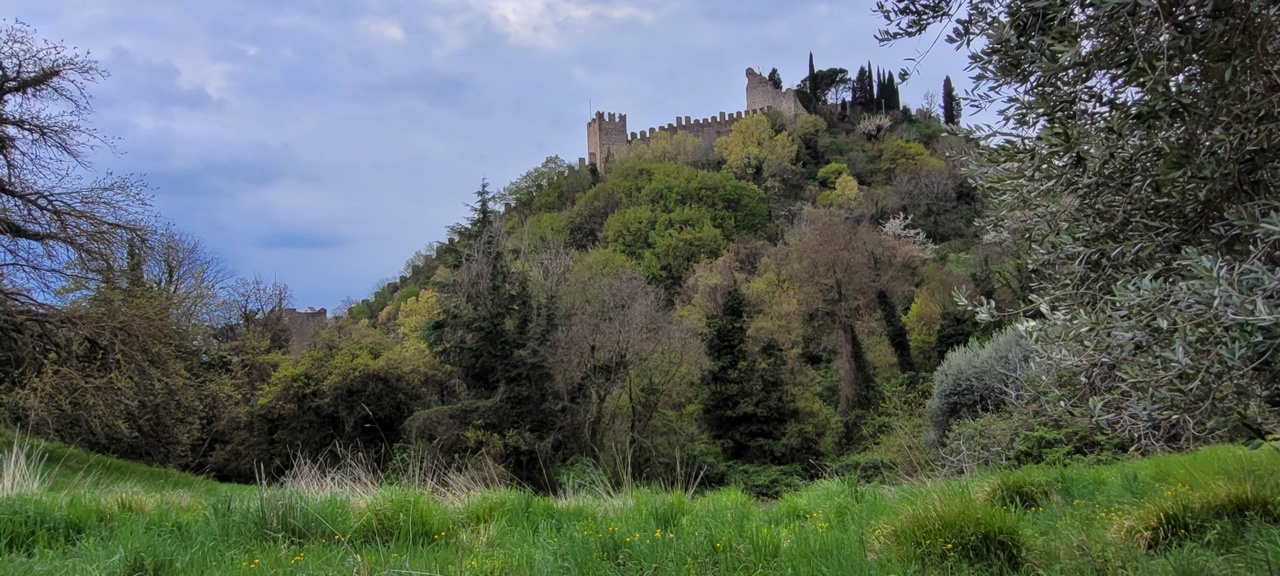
585 67 806 169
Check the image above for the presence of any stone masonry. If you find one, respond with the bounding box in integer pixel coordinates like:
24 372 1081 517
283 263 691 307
585 68 806 169
745 67 807 119
282 306 327 357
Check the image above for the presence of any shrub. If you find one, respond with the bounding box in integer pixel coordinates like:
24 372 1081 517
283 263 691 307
864 417 941 481
939 414 1024 473
941 412 1128 473
724 463 807 500
883 491 1028 571
815 162 850 189
1122 479 1280 550
982 469 1056 511
830 453 895 484
927 327 1031 444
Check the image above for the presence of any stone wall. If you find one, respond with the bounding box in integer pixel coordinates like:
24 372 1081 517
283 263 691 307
590 107 773 169
586 67 808 169
282 307 327 357
745 67 806 121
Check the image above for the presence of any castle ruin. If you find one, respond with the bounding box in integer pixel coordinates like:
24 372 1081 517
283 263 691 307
586 68 806 169
282 306 327 357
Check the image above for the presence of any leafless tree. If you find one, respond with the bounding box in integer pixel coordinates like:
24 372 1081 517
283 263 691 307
141 228 233 328
211 274 294 356
218 275 293 325
783 209 923 414
547 265 704 483
917 90 939 121
0 21 154 310
892 164 959 222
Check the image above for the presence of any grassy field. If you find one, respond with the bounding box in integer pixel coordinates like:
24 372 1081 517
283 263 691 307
1 431 1278 575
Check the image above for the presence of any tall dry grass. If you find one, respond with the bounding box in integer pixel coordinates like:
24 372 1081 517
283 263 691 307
1 433 48 495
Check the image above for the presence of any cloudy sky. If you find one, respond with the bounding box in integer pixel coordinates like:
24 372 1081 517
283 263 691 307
9 1 971 309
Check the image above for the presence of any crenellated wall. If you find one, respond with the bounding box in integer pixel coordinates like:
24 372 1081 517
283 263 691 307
587 107 776 169
586 68 807 170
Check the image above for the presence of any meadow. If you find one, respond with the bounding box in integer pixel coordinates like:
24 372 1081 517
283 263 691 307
1 430 1278 575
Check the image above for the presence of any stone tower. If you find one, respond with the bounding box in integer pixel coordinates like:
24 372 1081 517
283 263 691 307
745 67 805 121
282 306 327 357
587 111 628 168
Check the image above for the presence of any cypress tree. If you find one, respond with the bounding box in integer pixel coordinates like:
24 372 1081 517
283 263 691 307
942 75 961 126
808 52 816 89
854 66 874 112
767 67 783 90
876 289 915 373
700 287 752 460
874 68 887 113
699 287 797 464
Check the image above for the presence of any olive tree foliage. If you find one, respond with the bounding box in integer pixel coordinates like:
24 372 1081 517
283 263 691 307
0 21 152 309
877 0 1280 447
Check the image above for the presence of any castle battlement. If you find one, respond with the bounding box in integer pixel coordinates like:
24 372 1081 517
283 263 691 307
629 107 773 143
587 68 804 170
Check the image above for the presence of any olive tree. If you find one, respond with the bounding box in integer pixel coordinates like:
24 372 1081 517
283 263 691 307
877 0 1280 447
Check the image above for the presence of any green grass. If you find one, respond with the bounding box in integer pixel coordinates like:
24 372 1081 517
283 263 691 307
2 431 1279 574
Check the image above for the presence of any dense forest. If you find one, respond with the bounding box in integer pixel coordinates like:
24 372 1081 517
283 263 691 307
2 0 1277 501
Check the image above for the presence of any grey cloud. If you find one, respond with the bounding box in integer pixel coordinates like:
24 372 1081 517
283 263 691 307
98 48 218 110
254 230 352 250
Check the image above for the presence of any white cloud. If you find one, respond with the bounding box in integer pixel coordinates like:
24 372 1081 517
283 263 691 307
360 17 406 41
173 58 235 99
443 0 649 47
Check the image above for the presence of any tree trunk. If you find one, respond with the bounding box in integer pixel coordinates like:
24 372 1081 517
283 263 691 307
835 321 872 415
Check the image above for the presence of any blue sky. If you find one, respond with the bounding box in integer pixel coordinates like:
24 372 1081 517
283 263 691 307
10 1 972 309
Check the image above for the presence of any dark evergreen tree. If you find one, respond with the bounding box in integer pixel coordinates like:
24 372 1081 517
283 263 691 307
853 65 875 112
428 181 558 487
700 286 751 459
942 75 961 126
875 69 901 113
699 287 797 464
885 74 900 111
808 52 816 89
874 68 887 113
935 308 979 358
767 67 783 90
876 289 915 373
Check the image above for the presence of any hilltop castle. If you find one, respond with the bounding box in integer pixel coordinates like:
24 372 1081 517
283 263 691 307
586 68 806 168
